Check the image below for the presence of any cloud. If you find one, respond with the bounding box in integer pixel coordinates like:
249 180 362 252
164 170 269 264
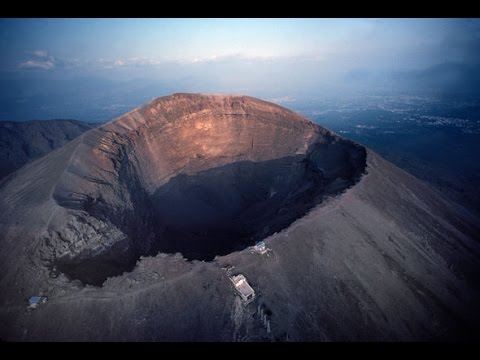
113 59 125 67
175 52 330 66
19 50 57 70
18 59 55 70
179 53 275 64
128 57 162 66
32 49 48 58
98 57 163 69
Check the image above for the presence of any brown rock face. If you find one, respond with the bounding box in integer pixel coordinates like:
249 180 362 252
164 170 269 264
43 94 365 285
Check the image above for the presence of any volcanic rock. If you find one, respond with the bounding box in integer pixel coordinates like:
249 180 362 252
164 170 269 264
0 94 478 341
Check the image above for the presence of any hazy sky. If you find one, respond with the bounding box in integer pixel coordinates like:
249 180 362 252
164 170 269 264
1 18 479 121
2 18 479 75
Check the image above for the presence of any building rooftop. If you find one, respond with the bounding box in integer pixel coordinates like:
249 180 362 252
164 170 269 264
230 274 255 302
253 241 268 254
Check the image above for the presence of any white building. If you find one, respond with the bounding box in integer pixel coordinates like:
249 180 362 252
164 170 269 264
229 274 255 302
253 241 268 255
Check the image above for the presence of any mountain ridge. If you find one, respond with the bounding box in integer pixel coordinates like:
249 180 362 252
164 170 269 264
0 119 96 181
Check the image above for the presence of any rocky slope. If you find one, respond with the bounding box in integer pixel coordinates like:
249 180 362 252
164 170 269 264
0 119 96 181
0 94 478 341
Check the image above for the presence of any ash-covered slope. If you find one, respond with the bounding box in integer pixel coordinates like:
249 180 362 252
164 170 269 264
0 94 479 341
0 119 96 181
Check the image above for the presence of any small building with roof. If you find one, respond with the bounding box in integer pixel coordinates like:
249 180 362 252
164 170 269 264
229 274 255 302
253 241 268 255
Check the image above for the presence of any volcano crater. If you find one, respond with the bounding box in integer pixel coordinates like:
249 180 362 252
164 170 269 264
50 94 366 286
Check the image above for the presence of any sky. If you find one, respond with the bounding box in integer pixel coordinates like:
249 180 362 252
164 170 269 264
1 18 479 121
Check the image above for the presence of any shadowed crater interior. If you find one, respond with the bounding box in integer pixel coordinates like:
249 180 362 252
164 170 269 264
55 148 365 286
151 155 324 260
